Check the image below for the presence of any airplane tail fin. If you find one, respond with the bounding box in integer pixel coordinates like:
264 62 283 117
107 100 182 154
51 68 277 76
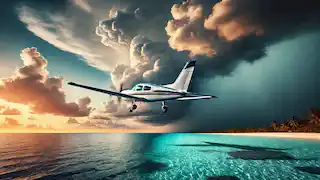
166 60 196 92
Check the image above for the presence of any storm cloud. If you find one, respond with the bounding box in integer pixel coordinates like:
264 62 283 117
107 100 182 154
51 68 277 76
0 47 92 117
164 0 320 130
16 0 320 131
167 0 320 57
95 0 320 129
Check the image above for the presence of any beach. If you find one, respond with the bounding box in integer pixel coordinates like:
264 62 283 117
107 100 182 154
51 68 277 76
210 133 320 140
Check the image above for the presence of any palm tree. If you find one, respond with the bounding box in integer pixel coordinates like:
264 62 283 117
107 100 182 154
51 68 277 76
270 120 278 131
279 123 290 132
309 108 320 124
288 119 299 131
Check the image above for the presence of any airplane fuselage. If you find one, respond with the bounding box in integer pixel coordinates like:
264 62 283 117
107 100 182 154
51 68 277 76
121 83 185 102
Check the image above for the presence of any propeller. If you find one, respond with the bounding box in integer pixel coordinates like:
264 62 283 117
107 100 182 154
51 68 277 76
117 83 123 104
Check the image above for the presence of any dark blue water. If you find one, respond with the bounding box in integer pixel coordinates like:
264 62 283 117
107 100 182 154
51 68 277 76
0 134 319 180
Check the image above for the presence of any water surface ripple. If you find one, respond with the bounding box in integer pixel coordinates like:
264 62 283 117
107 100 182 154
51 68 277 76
0 133 319 180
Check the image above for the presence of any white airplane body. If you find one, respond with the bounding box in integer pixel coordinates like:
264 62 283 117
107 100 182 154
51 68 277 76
68 60 217 113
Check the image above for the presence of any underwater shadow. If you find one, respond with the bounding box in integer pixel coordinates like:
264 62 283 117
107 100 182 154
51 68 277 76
174 144 213 147
207 176 240 180
295 166 320 175
203 142 289 151
106 159 168 179
174 141 319 161
200 149 317 161
191 142 318 161
174 141 289 151
228 150 297 160
131 159 168 174
198 149 299 161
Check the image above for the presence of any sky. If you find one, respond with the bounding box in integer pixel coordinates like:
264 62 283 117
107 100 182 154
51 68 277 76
0 0 319 132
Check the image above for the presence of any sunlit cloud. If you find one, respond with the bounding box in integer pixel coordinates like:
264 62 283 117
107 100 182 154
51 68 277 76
0 47 92 117
0 99 31 116
0 108 21 115
0 117 21 128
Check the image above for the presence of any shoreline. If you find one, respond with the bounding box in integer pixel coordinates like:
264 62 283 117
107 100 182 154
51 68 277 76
207 132 320 140
0 131 319 140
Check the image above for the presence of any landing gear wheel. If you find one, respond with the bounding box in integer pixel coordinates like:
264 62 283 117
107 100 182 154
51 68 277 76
132 104 137 110
129 103 137 112
162 106 168 113
161 101 168 113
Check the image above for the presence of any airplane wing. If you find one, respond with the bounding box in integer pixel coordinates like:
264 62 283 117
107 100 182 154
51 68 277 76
144 94 217 102
176 94 217 101
67 82 148 102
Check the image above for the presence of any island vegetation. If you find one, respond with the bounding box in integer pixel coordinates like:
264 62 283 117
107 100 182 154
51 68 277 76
215 108 320 133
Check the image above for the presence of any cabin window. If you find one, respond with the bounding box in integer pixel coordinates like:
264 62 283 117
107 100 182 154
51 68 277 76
143 86 151 91
136 85 143 91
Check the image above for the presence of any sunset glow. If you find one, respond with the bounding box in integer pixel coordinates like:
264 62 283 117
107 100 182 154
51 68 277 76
0 99 31 115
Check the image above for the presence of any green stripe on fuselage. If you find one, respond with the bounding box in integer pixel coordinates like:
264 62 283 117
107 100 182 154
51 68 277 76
128 90 185 96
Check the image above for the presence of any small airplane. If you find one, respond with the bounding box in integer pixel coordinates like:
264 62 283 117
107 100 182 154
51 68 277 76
68 60 217 113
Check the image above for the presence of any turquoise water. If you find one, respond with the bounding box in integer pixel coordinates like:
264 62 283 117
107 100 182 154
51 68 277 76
0 133 319 180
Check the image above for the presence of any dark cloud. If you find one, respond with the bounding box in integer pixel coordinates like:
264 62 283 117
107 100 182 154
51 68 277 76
162 0 320 130
167 0 320 57
165 0 320 81
93 0 320 130
205 0 320 40
166 0 320 79
0 47 92 117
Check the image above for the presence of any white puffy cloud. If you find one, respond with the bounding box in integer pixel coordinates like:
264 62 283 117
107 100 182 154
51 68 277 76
166 1 218 56
18 5 130 72
0 47 92 117
109 35 187 89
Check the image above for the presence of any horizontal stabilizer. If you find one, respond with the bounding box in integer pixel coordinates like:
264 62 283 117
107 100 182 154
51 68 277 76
177 95 217 101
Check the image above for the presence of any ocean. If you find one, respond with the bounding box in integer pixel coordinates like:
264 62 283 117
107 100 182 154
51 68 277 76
0 133 319 180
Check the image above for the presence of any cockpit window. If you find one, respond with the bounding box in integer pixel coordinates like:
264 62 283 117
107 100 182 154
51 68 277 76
143 86 151 91
136 85 143 91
